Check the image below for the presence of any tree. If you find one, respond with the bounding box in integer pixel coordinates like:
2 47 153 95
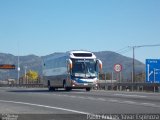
26 70 39 83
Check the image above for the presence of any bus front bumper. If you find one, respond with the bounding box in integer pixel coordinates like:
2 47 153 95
71 82 97 89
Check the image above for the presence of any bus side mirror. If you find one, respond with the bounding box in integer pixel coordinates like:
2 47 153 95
97 59 102 73
67 59 72 73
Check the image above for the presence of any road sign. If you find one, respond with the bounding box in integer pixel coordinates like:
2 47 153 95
0 64 15 69
146 59 160 83
114 64 122 72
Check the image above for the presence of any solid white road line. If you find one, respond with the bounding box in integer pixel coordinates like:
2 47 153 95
114 94 147 98
0 100 90 115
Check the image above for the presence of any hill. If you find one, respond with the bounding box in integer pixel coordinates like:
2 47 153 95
0 51 145 80
94 51 144 73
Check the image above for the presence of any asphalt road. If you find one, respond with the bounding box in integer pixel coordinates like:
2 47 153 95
0 87 160 120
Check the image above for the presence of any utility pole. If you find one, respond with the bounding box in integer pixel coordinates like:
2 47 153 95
17 40 20 85
133 46 135 83
24 66 27 84
128 46 137 84
17 55 20 84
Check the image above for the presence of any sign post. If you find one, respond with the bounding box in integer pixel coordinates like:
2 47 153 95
114 64 122 91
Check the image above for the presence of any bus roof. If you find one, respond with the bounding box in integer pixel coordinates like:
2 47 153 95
69 50 96 59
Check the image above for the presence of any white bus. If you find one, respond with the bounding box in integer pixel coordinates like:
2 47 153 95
43 51 102 91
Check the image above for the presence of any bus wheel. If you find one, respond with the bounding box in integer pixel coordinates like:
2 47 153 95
65 87 72 91
49 87 55 91
86 88 91 92
63 80 72 91
48 81 55 91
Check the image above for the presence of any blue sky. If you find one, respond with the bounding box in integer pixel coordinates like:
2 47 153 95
0 0 160 63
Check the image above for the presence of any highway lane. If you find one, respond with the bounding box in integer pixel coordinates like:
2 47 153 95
0 87 160 120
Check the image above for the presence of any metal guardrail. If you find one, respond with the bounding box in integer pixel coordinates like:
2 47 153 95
97 82 160 92
100 82 160 86
0 83 45 88
0 83 160 93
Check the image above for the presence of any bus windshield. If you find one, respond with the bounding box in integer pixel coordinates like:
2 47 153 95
71 59 97 78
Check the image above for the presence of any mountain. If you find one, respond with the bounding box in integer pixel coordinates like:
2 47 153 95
94 51 145 81
94 51 145 73
0 53 42 80
0 51 145 80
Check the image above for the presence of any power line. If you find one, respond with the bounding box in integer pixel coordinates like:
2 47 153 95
119 49 132 54
115 46 132 54
115 47 128 53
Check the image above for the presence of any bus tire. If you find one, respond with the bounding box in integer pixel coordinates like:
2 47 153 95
63 80 66 88
66 87 72 91
48 80 55 91
63 80 72 91
49 87 55 91
86 87 91 91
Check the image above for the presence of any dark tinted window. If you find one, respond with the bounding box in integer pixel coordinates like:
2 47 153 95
73 53 92 57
